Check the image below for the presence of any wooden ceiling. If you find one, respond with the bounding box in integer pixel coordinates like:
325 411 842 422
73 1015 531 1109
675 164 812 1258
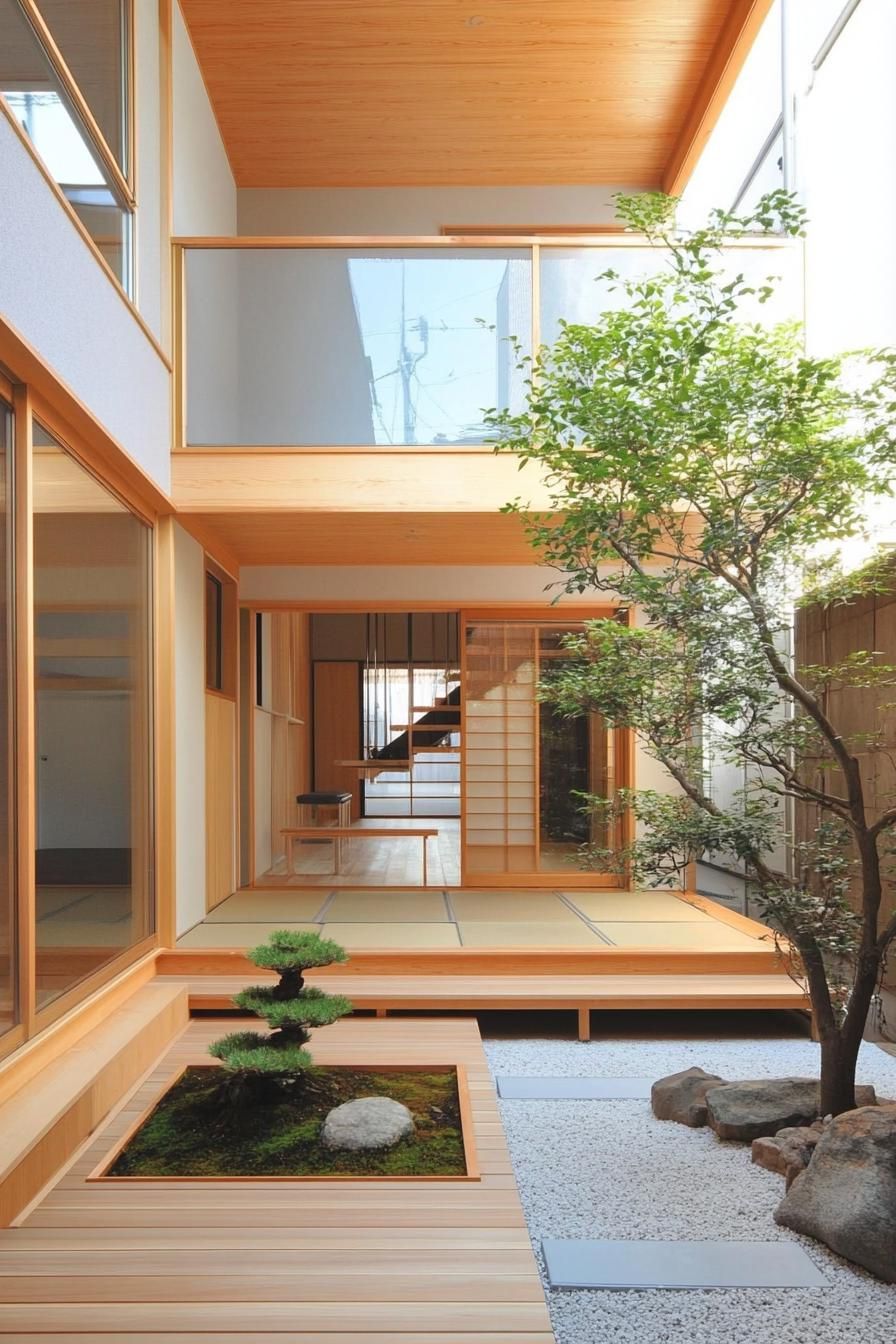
179 0 772 191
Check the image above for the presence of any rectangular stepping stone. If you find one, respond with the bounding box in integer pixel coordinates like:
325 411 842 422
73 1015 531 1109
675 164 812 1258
497 1077 654 1099
542 1239 827 1289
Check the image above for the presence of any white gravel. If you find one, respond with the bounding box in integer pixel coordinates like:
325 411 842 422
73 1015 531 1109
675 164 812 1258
484 1033 896 1344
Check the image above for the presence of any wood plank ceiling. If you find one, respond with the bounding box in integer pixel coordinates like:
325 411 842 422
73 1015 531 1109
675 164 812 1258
179 0 772 190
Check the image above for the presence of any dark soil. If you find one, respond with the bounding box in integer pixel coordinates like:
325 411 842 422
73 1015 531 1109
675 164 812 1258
106 1065 466 1177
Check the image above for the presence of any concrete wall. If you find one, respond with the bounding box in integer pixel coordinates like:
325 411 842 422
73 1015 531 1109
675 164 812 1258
237 185 629 237
173 524 206 934
172 2 236 236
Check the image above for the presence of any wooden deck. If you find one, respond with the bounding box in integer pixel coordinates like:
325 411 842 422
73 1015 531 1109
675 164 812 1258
0 1017 554 1343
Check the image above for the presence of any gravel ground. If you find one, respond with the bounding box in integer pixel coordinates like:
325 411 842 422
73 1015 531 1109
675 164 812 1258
484 1033 896 1344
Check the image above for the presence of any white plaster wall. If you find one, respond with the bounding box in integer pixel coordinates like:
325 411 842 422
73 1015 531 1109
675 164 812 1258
173 523 206 934
0 114 171 491
172 2 237 236
134 0 163 341
240 565 617 605
237 185 630 237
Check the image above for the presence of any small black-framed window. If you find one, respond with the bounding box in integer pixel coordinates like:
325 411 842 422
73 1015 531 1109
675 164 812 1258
205 571 223 691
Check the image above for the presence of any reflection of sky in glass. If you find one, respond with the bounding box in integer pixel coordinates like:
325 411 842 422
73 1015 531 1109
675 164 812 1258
348 256 530 444
4 91 104 186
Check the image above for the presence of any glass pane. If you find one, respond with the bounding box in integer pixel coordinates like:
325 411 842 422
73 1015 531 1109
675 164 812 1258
0 0 132 289
185 249 532 445
0 398 16 1039
32 0 127 173
205 572 222 691
32 424 153 1010
539 243 802 349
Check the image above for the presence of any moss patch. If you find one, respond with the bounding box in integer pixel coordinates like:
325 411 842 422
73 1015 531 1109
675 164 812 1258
106 1066 466 1178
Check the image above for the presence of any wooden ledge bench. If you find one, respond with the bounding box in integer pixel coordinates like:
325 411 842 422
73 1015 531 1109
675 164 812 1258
281 826 439 884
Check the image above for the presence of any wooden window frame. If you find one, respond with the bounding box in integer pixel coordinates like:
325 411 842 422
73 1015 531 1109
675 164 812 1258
0 358 164 1057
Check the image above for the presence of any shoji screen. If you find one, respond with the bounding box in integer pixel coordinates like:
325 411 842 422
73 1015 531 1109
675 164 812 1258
463 623 538 876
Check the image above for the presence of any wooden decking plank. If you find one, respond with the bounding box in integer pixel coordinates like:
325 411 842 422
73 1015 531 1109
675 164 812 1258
4 1017 552 1342
0 1302 553 1332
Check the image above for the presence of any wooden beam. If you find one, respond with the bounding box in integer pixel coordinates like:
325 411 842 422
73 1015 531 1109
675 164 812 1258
663 0 777 196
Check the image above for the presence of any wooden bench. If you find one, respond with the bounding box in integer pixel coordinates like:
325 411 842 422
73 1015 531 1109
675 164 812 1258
281 826 439 884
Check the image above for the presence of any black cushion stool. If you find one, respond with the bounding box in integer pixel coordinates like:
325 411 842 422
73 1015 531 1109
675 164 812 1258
294 792 353 873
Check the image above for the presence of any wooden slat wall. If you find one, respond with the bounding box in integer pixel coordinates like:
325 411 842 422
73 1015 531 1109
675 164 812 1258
795 585 896 985
313 661 361 820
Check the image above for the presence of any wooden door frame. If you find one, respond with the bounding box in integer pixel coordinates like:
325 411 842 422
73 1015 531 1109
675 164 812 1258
242 601 633 889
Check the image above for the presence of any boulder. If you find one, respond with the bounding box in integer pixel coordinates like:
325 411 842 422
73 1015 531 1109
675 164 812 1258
706 1078 877 1142
775 1104 896 1282
751 1123 824 1180
321 1096 415 1151
651 1067 726 1127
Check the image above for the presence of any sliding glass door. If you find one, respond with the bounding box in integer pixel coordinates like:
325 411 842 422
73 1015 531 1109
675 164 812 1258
0 393 17 1048
462 616 622 887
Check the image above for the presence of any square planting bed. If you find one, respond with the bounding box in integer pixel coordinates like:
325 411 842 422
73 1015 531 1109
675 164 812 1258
91 1062 478 1182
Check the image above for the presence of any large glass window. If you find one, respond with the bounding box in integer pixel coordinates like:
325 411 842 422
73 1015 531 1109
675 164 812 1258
0 396 16 1041
0 0 133 290
32 425 153 1008
184 248 532 445
30 0 129 176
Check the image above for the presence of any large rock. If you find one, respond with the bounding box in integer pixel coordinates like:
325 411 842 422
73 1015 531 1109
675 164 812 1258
775 1104 896 1282
706 1078 877 1142
321 1096 415 1151
751 1122 825 1182
651 1067 726 1127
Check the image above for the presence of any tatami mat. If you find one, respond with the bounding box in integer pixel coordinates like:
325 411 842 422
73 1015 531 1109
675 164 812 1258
564 891 707 922
177 922 322 948
324 891 450 922
204 892 328 922
597 920 764 949
321 921 461 948
458 920 607 947
449 892 586 923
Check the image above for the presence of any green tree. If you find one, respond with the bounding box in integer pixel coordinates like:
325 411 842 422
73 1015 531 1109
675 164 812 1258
487 191 896 1117
210 930 351 1102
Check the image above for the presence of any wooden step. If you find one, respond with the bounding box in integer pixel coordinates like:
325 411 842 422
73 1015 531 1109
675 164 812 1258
0 981 188 1226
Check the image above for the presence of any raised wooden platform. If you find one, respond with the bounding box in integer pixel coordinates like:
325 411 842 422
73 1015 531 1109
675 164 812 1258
0 1017 554 1343
162 968 809 1041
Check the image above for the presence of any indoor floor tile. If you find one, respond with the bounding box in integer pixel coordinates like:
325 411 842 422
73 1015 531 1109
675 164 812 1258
204 892 328 922
449 892 587 923
321 921 461 948
457 920 606 947
564 891 708 922
595 920 765 948
324 891 450 922
177 922 322 947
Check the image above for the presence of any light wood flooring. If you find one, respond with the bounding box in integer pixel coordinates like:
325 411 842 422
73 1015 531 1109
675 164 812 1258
0 1016 554 1343
263 817 461 887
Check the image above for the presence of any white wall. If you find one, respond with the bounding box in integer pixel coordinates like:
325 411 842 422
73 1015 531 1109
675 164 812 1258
36 693 130 847
237 185 629 237
240 565 623 605
173 523 206 934
0 114 171 491
172 2 236 236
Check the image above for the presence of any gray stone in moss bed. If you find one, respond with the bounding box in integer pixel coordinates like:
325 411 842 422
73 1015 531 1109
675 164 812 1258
321 1096 416 1151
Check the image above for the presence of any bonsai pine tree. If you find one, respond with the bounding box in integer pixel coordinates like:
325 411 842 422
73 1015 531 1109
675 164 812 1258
486 190 896 1118
210 930 352 1097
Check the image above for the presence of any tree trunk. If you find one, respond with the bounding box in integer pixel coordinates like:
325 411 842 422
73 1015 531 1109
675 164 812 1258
818 1031 858 1117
